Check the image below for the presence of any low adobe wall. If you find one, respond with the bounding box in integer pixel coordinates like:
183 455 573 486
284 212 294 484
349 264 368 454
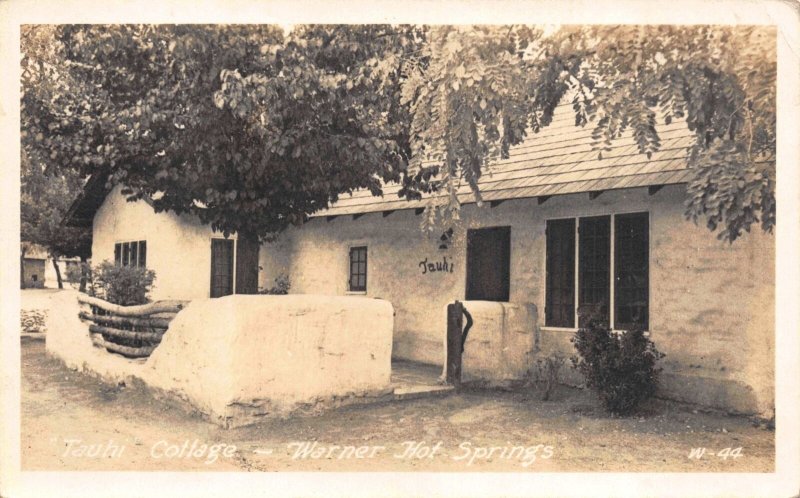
144 295 394 426
46 291 394 427
46 290 146 385
444 301 538 384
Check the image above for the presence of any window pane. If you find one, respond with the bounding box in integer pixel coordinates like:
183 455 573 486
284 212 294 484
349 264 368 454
210 239 234 297
138 241 147 268
114 243 122 266
578 216 610 327
349 246 367 291
122 242 131 267
130 241 138 268
615 212 649 330
465 227 511 302
546 219 575 327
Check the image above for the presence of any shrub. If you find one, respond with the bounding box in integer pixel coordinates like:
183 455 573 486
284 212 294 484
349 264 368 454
259 273 291 295
91 261 156 306
570 318 665 415
531 354 565 401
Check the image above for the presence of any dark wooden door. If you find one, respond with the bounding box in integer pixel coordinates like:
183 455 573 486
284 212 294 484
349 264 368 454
210 239 234 298
465 226 511 301
235 235 260 294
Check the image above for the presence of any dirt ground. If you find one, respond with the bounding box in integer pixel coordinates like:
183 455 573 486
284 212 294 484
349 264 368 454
20 287 62 309
21 340 774 472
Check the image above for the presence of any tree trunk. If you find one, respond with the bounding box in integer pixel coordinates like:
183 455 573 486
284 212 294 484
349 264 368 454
20 248 26 289
52 257 64 289
79 255 88 293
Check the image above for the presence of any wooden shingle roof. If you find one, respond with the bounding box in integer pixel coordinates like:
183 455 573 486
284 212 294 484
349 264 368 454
314 101 695 217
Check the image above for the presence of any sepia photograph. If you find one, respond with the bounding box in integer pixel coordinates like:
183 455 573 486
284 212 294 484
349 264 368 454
2 1 799 497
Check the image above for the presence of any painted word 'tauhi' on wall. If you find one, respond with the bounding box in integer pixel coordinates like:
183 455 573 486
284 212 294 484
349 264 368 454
419 256 454 275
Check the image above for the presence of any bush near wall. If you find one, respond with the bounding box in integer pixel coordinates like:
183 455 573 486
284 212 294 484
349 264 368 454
571 318 665 415
70 261 156 306
259 273 291 295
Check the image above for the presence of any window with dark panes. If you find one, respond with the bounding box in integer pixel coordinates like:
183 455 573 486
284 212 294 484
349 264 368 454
349 246 368 292
210 238 234 298
130 241 138 267
614 212 649 330
465 226 511 302
122 242 131 267
544 212 649 330
138 241 147 268
114 240 147 268
545 219 575 327
578 216 611 327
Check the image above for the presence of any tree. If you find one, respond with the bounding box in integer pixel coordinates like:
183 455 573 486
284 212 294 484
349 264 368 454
22 25 776 243
21 24 424 241
20 154 92 289
402 25 776 242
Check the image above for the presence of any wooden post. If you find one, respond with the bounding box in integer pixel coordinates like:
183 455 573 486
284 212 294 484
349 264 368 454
446 300 464 387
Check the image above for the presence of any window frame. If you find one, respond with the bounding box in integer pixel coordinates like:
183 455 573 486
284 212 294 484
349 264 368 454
114 240 147 269
613 211 650 331
348 245 368 293
465 226 512 302
577 215 611 328
545 218 576 328
543 211 650 331
210 237 236 298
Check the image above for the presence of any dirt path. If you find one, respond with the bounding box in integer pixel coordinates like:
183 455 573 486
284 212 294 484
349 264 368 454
21 341 773 472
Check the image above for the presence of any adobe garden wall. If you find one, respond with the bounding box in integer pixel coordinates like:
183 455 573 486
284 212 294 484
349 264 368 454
46 291 395 427
260 185 775 416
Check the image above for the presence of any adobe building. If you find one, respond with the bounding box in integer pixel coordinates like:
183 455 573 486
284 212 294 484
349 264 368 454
65 102 775 417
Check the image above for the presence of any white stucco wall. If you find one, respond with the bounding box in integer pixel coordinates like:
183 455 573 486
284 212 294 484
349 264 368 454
452 301 539 382
261 185 775 415
91 182 775 415
46 291 394 427
92 186 238 300
144 295 394 426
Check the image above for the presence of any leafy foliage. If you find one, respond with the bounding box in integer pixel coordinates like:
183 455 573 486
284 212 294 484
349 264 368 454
21 24 423 240
20 153 92 287
401 26 544 224
22 25 775 243
571 319 665 415
259 272 291 295
402 25 776 241
89 261 156 306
